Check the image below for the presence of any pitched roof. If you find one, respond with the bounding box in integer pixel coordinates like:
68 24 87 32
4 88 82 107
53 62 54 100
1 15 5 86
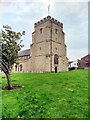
18 49 30 57
81 53 90 60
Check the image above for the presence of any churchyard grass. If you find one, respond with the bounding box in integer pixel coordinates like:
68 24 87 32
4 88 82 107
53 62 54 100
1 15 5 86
2 70 88 118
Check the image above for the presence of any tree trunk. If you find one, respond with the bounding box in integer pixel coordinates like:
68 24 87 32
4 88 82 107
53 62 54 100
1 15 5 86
5 72 12 90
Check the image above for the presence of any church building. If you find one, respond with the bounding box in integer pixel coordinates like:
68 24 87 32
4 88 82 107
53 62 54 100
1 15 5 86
12 16 68 72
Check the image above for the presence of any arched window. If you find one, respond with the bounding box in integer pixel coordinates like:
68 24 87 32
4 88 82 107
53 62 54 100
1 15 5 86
54 54 58 64
20 64 22 71
15 65 17 71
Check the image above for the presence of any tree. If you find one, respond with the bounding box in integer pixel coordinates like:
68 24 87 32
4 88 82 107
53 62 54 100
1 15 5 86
1 25 25 90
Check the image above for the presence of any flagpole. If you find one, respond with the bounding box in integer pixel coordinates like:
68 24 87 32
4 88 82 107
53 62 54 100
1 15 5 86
48 4 50 16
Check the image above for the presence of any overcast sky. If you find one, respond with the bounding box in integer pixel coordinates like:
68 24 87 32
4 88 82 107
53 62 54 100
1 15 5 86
0 0 89 61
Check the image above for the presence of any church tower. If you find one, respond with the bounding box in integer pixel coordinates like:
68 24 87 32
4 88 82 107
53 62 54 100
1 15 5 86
30 16 68 72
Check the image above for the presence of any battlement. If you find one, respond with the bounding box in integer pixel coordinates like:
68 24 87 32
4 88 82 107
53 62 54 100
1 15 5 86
34 16 63 28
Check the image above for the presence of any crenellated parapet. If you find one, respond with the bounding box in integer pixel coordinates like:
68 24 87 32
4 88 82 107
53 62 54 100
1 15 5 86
34 16 63 28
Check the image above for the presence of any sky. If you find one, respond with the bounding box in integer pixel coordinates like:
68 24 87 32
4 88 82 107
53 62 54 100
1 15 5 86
0 0 89 61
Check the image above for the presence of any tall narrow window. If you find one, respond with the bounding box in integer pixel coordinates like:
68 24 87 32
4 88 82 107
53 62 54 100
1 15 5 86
54 54 58 64
40 47 41 50
20 64 22 71
40 28 42 33
15 65 17 71
55 29 58 34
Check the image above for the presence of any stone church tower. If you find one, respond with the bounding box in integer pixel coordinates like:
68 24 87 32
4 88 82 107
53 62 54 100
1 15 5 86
12 16 68 73
30 16 68 72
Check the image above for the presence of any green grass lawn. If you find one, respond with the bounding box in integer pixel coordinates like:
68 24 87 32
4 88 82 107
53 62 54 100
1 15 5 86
2 70 88 118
